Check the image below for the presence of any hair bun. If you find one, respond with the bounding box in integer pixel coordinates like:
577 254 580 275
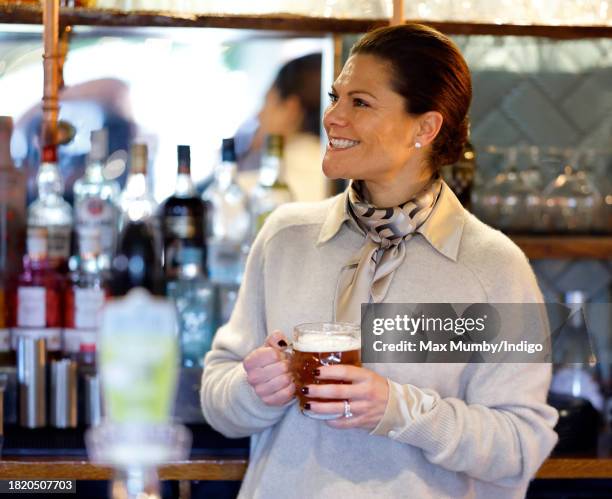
432 118 469 167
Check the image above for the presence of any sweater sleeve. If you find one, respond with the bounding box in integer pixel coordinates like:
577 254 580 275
371 362 558 485
200 221 292 438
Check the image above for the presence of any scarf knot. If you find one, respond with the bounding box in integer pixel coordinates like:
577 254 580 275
334 177 442 323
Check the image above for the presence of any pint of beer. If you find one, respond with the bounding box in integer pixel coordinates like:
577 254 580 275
290 322 361 420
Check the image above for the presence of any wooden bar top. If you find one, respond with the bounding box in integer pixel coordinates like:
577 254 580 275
1 455 612 480
510 236 612 259
0 456 248 481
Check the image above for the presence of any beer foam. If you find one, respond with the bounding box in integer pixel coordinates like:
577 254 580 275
294 333 360 353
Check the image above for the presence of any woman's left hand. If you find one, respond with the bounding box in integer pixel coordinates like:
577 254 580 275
304 365 389 431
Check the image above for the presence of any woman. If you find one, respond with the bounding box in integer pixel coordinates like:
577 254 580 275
237 53 329 202
201 24 558 498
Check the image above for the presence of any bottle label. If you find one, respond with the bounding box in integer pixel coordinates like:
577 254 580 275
208 240 244 285
27 227 48 259
164 215 197 239
0 328 10 352
47 225 71 260
11 327 62 351
17 286 46 328
74 288 106 329
165 245 203 279
63 328 96 354
76 198 118 256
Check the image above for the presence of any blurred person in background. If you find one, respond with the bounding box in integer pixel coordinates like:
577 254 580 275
235 53 328 201
14 78 136 204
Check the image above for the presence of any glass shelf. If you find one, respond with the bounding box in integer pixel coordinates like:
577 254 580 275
2 5 612 38
510 236 612 259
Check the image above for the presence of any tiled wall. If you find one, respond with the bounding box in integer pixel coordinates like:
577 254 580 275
456 36 612 176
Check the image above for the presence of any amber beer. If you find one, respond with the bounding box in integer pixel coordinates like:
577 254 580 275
290 323 361 420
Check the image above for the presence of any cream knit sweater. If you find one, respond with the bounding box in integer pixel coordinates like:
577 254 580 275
201 183 558 499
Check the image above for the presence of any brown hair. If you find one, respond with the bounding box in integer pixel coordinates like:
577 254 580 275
351 24 472 170
273 53 322 136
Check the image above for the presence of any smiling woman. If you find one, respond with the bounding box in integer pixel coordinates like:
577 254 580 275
322 25 471 207
201 23 558 499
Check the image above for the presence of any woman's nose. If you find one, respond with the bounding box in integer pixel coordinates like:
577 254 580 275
323 102 348 130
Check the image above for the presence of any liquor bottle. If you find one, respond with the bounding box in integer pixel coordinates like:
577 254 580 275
73 129 121 271
250 134 292 234
166 247 215 368
0 116 26 366
0 116 27 279
64 227 109 365
0 271 14 366
550 291 603 411
112 143 164 297
110 209 164 298
27 144 73 272
203 138 251 285
159 145 207 281
120 143 158 226
11 231 64 359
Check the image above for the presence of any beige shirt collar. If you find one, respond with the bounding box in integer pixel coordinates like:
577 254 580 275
317 181 466 262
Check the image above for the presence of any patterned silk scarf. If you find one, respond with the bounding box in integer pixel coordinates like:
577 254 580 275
334 176 443 323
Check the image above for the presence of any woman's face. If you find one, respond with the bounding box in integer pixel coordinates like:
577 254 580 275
257 86 301 140
322 54 421 182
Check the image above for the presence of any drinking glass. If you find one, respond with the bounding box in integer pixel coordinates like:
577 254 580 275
290 322 361 420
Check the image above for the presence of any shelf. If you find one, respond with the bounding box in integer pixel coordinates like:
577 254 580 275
511 236 612 259
1 455 611 480
537 456 612 479
0 456 248 481
419 20 612 39
1 5 612 38
0 5 386 33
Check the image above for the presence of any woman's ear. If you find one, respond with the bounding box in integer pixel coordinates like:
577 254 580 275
415 111 444 147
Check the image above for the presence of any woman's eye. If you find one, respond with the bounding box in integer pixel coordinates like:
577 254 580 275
353 98 369 108
328 92 338 103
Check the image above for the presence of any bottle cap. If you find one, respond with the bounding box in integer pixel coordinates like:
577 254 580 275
130 143 148 174
265 135 284 157
42 144 57 163
178 145 191 167
81 343 96 353
565 290 587 305
89 129 108 162
221 138 236 163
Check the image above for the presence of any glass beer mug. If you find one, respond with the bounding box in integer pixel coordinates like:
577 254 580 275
289 322 361 420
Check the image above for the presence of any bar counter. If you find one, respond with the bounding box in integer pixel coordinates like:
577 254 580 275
1 454 612 480
2 423 612 483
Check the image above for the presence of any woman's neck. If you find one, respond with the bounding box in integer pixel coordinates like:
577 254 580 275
363 168 434 208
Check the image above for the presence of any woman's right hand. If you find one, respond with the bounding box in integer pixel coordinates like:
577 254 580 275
243 330 295 407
